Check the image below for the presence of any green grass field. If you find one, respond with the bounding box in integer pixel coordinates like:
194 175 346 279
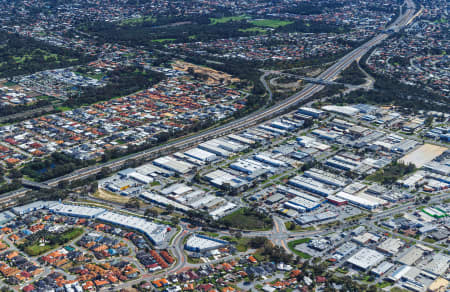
210 15 248 25
121 16 154 25
250 19 293 28
152 38 176 43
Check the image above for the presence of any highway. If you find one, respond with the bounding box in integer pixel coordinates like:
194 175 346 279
0 0 419 205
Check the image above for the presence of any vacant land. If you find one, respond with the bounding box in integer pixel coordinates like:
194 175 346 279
367 161 416 185
399 144 448 168
93 189 129 204
219 208 273 230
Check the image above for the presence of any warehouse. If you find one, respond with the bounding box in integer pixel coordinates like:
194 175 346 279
377 238 405 256
288 176 336 197
312 129 340 141
97 211 169 246
326 155 361 171
160 183 192 196
296 136 330 151
49 203 106 218
322 105 359 116
284 196 321 212
184 148 218 162
295 211 337 225
209 201 238 219
371 261 394 277
213 138 246 152
153 156 195 174
123 170 153 184
173 152 205 166
140 192 191 212
346 248 385 271
0 211 16 226
284 202 305 213
397 247 424 266
423 161 450 176
12 201 47 215
227 134 255 145
326 195 347 206
266 193 285 205
297 107 325 118
230 159 272 175
270 120 295 131
335 191 380 210
422 254 450 277
203 169 245 188
276 185 322 203
253 154 287 167
303 168 347 187
333 242 358 260
198 141 231 157
184 234 229 253
135 163 173 177
258 124 286 135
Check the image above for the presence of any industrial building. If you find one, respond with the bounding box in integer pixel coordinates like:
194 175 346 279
227 133 255 145
198 141 231 157
258 124 286 136
346 248 385 270
0 211 16 226
153 156 195 174
297 107 325 119
326 155 361 171
333 242 358 260
303 168 347 188
288 175 336 197
184 234 229 253
253 154 287 168
283 196 321 212
334 191 381 210
371 261 394 277
49 203 106 218
295 211 337 225
140 192 191 212
47 202 170 246
312 129 340 141
397 247 424 266
377 238 405 256
230 158 273 175
97 211 170 246
11 201 48 215
184 148 218 162
203 169 245 188
421 254 450 277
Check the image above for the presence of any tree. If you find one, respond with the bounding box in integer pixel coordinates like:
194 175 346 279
8 168 22 179
125 197 140 209
144 208 158 218
170 216 179 226
165 204 175 214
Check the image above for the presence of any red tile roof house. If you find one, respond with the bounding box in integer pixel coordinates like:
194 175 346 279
22 284 35 292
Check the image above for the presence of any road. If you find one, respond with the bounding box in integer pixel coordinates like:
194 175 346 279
0 0 419 206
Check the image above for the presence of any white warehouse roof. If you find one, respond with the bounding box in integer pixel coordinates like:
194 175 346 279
347 248 385 270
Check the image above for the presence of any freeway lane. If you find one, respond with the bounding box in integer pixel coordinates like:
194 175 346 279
0 0 418 204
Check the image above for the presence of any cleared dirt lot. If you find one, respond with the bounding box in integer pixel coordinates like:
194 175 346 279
400 143 448 167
